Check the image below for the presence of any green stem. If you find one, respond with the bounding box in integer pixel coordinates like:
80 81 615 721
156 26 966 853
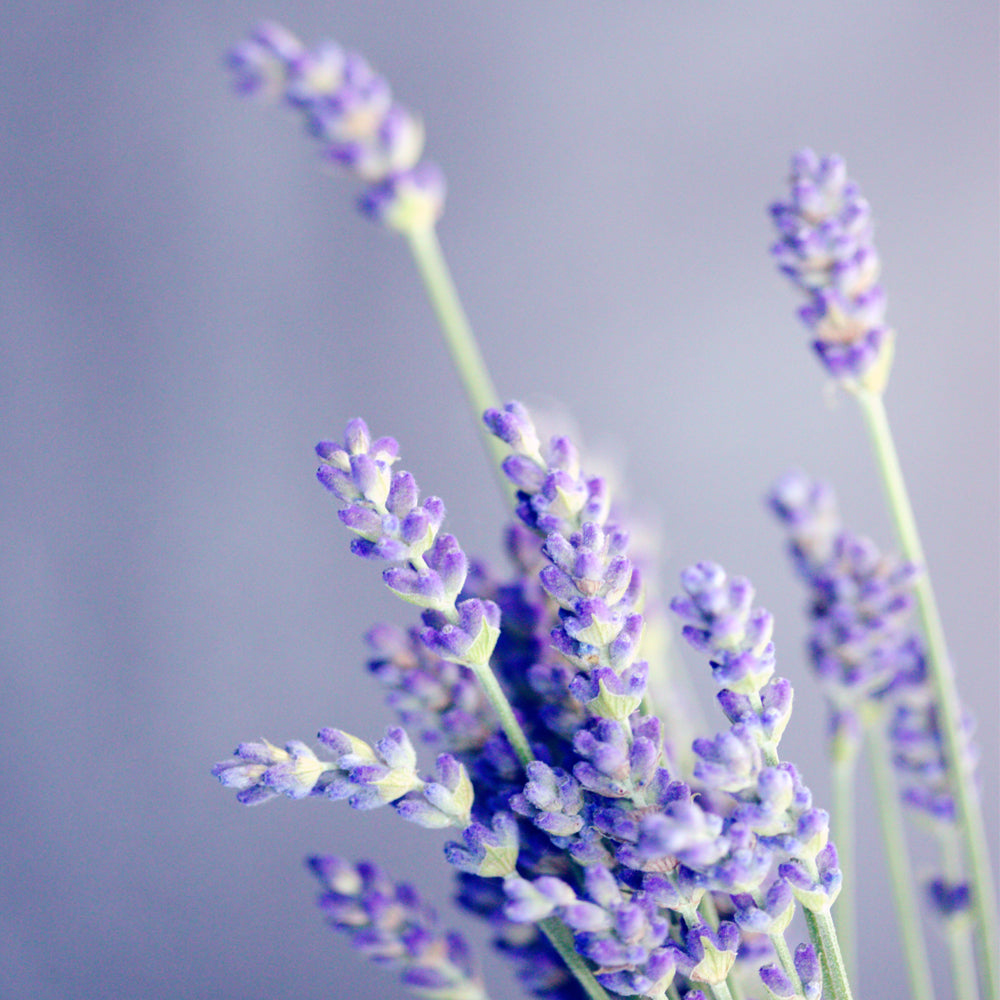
769 929 805 996
804 908 855 1000
855 389 999 999
866 714 937 1000
402 223 514 502
538 917 613 1000
942 828 983 1000
705 979 736 1000
831 752 858 983
468 660 533 767
399 224 623 1000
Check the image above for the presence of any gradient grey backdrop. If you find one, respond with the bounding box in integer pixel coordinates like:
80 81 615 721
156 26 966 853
3 3 997 998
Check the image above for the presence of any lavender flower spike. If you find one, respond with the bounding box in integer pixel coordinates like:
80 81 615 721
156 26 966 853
227 22 445 231
770 149 894 392
318 417 533 767
212 738 339 804
308 856 490 1000
769 469 920 757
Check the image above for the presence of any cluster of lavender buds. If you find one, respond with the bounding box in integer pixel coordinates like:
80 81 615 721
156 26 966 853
215 404 849 1000
227 21 444 230
216 21 997 1000
212 725 474 830
768 469 920 758
308 855 488 1000
770 469 978 925
769 149 893 391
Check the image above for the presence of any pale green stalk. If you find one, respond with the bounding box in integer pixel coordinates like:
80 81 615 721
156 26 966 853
768 927 805 997
943 832 982 1000
402 223 514 503
866 713 937 1000
706 979 736 1000
831 752 858 983
803 908 854 1000
855 388 999 999
467 661 532 766
537 917 613 1000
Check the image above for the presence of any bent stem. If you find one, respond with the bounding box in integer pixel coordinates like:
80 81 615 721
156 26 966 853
866 715 937 1000
402 223 514 503
855 388 999 1000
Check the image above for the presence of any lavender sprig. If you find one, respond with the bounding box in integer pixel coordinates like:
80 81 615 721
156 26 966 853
769 148 893 393
771 153 999 999
227 21 444 230
308 855 491 1000
769 468 933 993
227 22 509 489
670 561 853 1000
317 416 615 1000
212 726 475 830
315 416 532 765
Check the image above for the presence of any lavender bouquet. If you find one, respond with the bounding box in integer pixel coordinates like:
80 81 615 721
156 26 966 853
212 22 997 1000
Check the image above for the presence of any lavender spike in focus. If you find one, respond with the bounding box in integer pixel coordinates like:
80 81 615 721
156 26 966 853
769 149 894 391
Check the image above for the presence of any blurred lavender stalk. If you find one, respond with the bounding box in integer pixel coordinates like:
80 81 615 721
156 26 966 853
770 150 998 1000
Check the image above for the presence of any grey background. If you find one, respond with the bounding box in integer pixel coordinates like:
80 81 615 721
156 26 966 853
2 2 996 998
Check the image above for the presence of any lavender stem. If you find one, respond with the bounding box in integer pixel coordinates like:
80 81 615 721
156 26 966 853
831 753 858 984
537 917 614 1000
403 223 514 503
856 387 999 1000
803 908 855 1000
866 714 938 1000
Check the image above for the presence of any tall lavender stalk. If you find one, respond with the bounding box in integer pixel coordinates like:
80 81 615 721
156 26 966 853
769 469 940 1000
226 22 510 496
770 150 998 1000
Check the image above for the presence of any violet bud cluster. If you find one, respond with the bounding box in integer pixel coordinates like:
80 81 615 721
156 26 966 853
211 738 339 804
214 726 474 830
770 470 978 917
366 623 497 753
670 562 841 914
316 418 501 672
484 402 646 720
770 148 893 390
227 22 445 229
769 468 920 757
307 856 489 1000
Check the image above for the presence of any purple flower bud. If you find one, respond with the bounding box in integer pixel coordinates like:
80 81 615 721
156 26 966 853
502 874 576 923
693 726 763 793
483 401 542 456
927 878 972 917
794 943 823 1000
759 963 796 999
500 453 547 492
386 470 419 516
383 565 449 609
444 812 519 877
